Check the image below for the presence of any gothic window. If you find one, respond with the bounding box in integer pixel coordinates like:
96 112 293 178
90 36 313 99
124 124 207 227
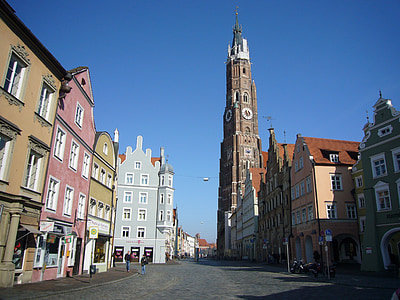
243 93 249 103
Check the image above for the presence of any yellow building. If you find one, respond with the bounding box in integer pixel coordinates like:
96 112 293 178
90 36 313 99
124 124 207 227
84 130 118 273
0 1 69 287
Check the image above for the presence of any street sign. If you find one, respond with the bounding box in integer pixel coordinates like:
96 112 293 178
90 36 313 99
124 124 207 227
325 229 332 236
326 235 332 242
89 226 98 239
318 236 324 245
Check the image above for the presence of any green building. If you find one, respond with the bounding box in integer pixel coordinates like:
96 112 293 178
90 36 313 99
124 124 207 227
359 94 400 272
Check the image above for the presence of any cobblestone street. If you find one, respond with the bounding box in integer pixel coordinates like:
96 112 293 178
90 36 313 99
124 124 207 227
1 259 398 299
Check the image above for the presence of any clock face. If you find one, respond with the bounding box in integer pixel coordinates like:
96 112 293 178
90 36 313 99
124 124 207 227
242 107 253 120
225 109 232 122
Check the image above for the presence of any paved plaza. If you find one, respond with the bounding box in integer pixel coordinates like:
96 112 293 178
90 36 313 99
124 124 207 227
0 259 398 299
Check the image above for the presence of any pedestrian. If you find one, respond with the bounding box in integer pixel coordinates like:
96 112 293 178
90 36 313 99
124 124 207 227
125 251 131 272
113 251 116 267
141 254 148 275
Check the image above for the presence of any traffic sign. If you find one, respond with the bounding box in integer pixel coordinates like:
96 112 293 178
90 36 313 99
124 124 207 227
318 236 324 245
325 229 332 236
326 235 332 242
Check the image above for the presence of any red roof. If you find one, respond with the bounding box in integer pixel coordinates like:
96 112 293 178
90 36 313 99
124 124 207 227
302 137 359 165
249 168 266 194
198 239 209 247
262 151 268 168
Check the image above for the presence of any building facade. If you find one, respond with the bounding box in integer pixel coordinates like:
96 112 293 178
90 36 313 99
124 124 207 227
218 11 263 257
257 128 294 263
290 135 360 265
33 67 96 282
0 1 67 287
84 130 118 273
114 136 174 264
358 95 400 272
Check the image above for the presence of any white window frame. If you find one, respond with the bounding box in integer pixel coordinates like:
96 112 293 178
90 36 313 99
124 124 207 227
370 153 387 178
75 103 84 128
82 152 90 179
306 176 312 193
122 226 130 238
125 173 133 184
24 150 42 191
97 201 104 218
4 52 28 99
139 192 147 204
100 168 106 184
307 205 313 221
123 207 132 220
105 205 111 221
167 210 172 222
167 194 172 205
107 172 112 188
103 143 108 155
77 193 86 220
0 133 12 181
89 198 96 215
346 204 357 219
168 175 173 187
159 210 164 221
46 176 60 211
392 147 400 173
137 227 145 238
124 191 132 203
138 209 147 221
63 185 74 217
330 154 339 163
358 193 365 208
326 203 337 219
37 82 54 121
53 126 66 161
374 181 391 211
377 125 393 137
355 175 363 188
160 193 165 204
92 163 99 180
69 140 79 171
359 216 366 233
135 161 141 170
140 174 149 186
330 174 342 190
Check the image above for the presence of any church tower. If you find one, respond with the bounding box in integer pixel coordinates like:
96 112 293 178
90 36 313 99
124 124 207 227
217 11 263 256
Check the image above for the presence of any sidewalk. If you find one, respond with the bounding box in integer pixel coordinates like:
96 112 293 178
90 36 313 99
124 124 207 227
0 263 137 300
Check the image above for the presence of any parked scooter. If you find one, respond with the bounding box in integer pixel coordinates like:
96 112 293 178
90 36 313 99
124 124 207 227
290 259 306 274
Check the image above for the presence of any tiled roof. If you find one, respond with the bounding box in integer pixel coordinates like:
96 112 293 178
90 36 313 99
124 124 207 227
151 157 160 166
262 151 268 168
198 239 209 247
302 137 359 165
249 168 266 193
277 143 295 161
119 154 126 163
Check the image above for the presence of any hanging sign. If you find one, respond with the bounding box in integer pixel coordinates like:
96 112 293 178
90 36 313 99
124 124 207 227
89 226 99 239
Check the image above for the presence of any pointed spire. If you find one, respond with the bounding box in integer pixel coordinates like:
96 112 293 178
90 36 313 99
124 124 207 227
232 7 243 50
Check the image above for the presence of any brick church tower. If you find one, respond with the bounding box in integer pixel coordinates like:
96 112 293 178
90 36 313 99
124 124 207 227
217 11 263 256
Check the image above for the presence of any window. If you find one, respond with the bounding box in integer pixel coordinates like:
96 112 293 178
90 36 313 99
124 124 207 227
167 210 172 222
89 198 96 215
299 157 304 169
292 212 296 225
4 53 27 98
358 194 365 208
296 211 301 224
307 205 313 221
63 186 74 216
291 187 295 200
75 103 84 128
295 184 300 198
137 227 145 238
139 192 147 204
92 163 99 180
392 147 400 173
160 193 165 204
301 208 306 222
77 194 86 219
123 208 132 220
46 177 60 211
105 205 110 220
378 125 393 137
329 154 339 163
243 93 248 103
37 83 54 120
103 143 108 155
159 210 164 221
161 175 165 186
140 174 149 185
330 174 342 190
69 141 79 171
125 173 133 184
300 181 305 196
326 203 337 219
346 204 357 219
138 209 146 221
374 182 391 211
306 177 312 193
135 162 141 170
168 175 173 187
122 227 130 238
294 161 298 172
100 168 106 184
24 150 42 190
355 176 363 188
124 191 132 203
359 217 366 233
0 134 11 180
97 202 104 218
82 152 90 179
371 153 387 178
107 173 112 188
167 194 172 205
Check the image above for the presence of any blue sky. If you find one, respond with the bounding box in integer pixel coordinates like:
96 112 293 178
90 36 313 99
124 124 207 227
8 0 400 243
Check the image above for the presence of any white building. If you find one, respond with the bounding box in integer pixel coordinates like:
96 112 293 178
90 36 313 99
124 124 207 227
113 136 174 263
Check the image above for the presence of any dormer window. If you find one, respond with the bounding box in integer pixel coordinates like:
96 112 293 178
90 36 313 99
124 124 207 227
329 154 339 163
378 125 393 137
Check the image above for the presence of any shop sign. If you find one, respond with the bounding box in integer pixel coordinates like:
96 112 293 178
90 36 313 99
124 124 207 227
40 221 54 232
89 226 99 239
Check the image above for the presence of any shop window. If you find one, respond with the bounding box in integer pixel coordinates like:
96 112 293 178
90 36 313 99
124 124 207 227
93 236 106 263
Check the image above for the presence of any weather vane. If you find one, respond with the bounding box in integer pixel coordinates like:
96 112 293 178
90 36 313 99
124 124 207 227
263 116 275 128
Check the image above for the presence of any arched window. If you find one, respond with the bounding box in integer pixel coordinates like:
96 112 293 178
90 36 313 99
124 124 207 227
235 91 240 102
243 93 249 103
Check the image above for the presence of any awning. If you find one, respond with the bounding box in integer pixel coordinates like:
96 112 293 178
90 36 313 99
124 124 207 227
19 224 42 235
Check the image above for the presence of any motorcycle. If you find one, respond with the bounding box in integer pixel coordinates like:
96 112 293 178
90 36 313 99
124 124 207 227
290 259 306 274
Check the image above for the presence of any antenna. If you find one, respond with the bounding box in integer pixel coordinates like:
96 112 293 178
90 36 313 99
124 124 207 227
263 116 275 128
284 130 287 144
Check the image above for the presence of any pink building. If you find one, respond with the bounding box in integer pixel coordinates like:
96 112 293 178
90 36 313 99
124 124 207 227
32 67 96 282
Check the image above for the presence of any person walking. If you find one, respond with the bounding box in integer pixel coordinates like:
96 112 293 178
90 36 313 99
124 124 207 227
141 254 148 275
125 251 131 272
